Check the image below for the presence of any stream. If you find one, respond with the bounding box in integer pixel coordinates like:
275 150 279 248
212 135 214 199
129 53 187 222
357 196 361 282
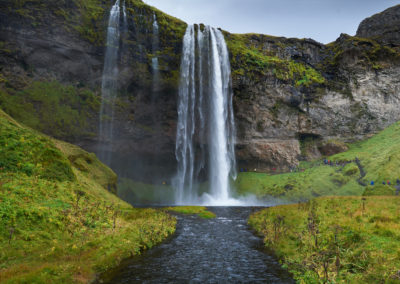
104 207 294 283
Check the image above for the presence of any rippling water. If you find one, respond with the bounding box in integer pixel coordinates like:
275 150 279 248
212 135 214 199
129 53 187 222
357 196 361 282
104 207 293 283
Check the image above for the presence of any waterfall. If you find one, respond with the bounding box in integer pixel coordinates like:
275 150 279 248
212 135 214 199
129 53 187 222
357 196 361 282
175 25 196 204
98 0 124 165
152 13 160 93
122 0 127 32
174 25 237 205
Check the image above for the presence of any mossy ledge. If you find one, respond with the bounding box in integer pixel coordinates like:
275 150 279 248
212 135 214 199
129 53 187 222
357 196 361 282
165 206 216 219
0 108 176 283
235 120 400 201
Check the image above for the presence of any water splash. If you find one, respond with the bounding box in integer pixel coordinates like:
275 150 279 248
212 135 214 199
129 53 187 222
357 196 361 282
98 0 125 165
174 25 237 205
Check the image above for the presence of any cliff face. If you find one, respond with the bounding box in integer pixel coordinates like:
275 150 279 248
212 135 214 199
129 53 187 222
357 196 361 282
0 0 186 181
357 4 400 46
1 1 400 179
229 31 400 171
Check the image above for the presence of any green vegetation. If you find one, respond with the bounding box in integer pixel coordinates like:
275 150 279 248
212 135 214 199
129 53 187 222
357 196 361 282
71 0 107 44
249 196 400 283
0 110 76 182
165 206 216 219
225 33 325 87
0 81 100 141
125 0 187 90
4 0 108 44
235 166 363 202
118 178 176 205
324 34 400 70
0 109 176 283
236 121 400 201
332 121 400 184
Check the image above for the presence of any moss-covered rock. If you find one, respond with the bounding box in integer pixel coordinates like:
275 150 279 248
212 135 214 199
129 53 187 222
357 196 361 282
225 33 326 87
0 81 100 141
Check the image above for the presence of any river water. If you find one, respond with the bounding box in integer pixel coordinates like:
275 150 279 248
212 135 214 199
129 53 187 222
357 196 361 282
105 207 293 283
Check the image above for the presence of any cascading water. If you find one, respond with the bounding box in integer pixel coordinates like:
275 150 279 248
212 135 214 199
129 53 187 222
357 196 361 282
123 0 127 29
98 0 125 165
151 13 160 94
175 25 196 204
174 25 237 205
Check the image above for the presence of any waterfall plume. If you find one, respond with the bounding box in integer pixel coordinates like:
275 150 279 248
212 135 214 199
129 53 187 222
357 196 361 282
174 25 237 205
98 0 125 165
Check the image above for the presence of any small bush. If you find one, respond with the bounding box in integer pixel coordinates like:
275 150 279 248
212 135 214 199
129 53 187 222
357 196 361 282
363 185 394 196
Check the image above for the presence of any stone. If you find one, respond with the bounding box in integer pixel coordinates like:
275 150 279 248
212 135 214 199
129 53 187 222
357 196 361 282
356 5 400 45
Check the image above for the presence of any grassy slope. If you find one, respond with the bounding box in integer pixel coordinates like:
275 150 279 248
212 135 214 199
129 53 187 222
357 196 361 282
249 196 400 283
0 109 176 283
235 121 400 201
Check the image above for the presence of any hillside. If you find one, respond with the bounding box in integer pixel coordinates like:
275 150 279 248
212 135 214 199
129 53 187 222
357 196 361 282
236 120 400 201
249 196 400 283
0 109 175 283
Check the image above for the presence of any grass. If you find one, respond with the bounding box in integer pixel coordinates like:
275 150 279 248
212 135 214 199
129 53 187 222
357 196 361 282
224 33 325 87
249 196 400 283
0 81 100 141
118 178 176 205
235 121 400 201
332 121 400 184
165 206 216 219
235 165 363 202
0 109 176 283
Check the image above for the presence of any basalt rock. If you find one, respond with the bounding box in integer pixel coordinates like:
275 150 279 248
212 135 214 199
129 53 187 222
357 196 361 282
356 4 400 46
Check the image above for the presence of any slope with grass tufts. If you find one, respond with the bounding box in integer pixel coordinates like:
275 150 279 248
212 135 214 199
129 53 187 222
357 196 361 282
236 120 400 201
0 109 176 283
249 196 400 283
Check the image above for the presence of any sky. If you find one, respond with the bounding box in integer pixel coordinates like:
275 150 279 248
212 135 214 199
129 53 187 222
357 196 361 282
143 0 399 44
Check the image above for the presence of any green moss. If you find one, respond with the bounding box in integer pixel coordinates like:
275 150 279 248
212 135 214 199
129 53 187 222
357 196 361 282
165 206 216 219
71 0 107 45
0 81 100 141
323 34 400 72
225 33 325 86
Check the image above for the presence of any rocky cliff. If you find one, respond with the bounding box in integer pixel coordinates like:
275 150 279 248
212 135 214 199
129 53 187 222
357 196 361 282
0 0 400 181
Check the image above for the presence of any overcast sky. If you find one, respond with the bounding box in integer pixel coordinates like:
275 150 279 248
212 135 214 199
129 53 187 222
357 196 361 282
143 0 398 44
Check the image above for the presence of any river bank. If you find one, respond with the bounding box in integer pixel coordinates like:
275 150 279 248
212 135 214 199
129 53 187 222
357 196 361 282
249 196 400 283
0 110 176 283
